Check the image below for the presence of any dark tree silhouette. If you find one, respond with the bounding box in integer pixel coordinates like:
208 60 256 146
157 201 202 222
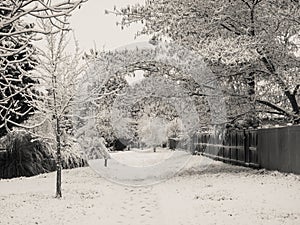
0 3 37 137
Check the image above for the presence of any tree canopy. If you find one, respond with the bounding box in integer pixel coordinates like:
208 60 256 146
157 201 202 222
114 0 300 126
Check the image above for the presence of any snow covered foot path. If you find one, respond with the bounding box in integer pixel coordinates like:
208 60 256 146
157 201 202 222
88 148 192 186
1 154 300 225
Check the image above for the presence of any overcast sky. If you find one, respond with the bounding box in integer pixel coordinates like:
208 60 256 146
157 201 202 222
69 0 149 52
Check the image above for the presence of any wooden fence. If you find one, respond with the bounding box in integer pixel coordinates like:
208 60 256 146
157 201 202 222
191 129 259 168
258 126 300 174
188 126 300 174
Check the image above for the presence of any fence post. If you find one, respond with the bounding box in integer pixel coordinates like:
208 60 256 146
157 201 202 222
244 129 249 165
235 130 238 162
204 134 208 153
229 131 232 160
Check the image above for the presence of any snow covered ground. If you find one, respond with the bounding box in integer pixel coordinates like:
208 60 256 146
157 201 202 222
1 149 300 225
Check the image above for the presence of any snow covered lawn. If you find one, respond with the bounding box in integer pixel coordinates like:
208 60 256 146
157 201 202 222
1 150 300 225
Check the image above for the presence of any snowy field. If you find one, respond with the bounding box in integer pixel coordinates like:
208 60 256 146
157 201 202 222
1 149 300 225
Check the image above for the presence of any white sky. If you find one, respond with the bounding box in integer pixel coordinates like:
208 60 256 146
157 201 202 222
69 0 149 52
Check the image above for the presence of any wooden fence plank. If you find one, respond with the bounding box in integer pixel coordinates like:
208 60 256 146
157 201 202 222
198 129 259 168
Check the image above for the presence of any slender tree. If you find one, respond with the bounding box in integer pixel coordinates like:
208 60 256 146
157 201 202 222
34 19 84 198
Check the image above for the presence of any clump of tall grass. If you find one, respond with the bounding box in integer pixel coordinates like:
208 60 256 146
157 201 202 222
0 131 86 179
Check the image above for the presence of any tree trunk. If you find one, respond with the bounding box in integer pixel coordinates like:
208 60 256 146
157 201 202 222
245 72 259 127
55 116 62 198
